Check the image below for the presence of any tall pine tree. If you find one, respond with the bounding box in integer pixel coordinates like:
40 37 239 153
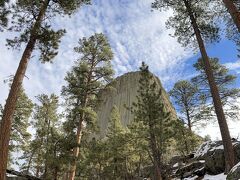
62 33 114 180
131 62 173 180
0 1 91 178
20 94 65 179
192 58 240 120
221 0 240 32
169 80 201 131
152 0 236 172
9 87 33 168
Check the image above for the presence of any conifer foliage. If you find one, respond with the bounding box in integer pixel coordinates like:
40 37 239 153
192 58 240 120
0 0 9 31
131 62 173 180
62 33 114 180
152 0 236 172
20 94 66 179
0 1 91 178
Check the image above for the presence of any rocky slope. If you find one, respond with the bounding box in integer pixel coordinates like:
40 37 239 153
96 71 177 138
170 140 240 180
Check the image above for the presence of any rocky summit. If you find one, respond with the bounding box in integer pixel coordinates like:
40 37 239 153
96 71 177 138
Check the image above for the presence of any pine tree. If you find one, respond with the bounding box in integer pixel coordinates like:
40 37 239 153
20 94 66 179
131 62 173 180
173 119 202 155
169 80 201 131
0 0 9 31
212 0 240 62
0 1 91 178
192 58 240 120
0 85 33 168
9 87 33 167
152 0 236 172
61 33 114 180
222 0 240 32
104 105 128 179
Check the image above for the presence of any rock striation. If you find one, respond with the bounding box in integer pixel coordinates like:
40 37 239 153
96 71 177 138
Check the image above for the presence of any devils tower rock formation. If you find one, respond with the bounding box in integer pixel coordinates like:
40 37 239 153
96 71 177 138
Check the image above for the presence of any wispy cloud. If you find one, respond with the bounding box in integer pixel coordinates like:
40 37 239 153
0 0 192 105
225 60 240 71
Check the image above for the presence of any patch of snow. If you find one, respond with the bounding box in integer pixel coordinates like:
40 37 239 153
194 141 212 158
229 162 240 174
173 163 179 168
209 145 224 152
199 160 205 163
180 173 227 180
203 173 227 180
195 141 229 158
233 141 240 146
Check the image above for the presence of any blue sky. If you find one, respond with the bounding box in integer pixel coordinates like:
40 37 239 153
0 0 240 139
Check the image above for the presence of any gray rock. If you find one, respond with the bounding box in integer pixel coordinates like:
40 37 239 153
176 161 205 178
227 162 240 180
194 140 240 175
96 71 177 138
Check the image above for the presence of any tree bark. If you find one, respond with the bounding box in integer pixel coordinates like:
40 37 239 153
68 119 84 180
68 54 96 180
183 0 236 173
185 104 192 132
149 124 162 180
222 0 240 32
0 1 49 179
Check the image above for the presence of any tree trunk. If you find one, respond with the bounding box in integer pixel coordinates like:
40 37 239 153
68 119 84 180
222 0 240 32
185 105 192 132
53 167 58 180
149 124 162 180
68 57 95 180
183 0 236 173
0 1 49 179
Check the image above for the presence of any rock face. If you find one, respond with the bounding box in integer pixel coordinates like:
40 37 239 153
96 71 177 138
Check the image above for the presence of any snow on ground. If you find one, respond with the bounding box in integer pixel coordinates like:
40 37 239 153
229 162 240 174
194 141 211 158
181 173 227 180
203 173 227 180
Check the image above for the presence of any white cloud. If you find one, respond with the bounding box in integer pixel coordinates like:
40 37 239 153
225 60 240 71
0 0 193 106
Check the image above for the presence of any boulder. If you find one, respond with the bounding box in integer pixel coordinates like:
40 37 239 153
176 160 205 179
227 162 240 180
194 140 240 175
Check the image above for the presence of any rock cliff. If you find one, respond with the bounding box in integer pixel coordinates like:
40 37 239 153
96 71 177 138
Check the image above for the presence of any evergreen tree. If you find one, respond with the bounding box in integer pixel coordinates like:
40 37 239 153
61 33 114 180
0 0 9 31
131 62 173 180
169 80 202 131
173 119 202 155
9 87 33 167
78 106 130 179
20 94 65 179
0 85 33 168
104 105 128 179
221 0 240 32
211 0 240 58
152 0 236 172
192 58 240 120
0 1 91 177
